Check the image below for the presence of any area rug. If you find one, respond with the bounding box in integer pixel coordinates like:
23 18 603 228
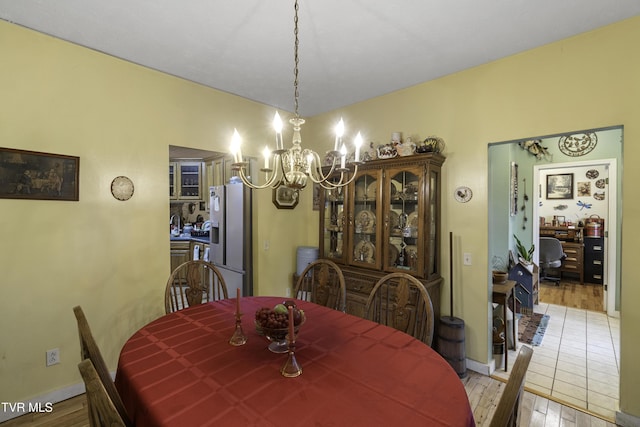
518 313 550 346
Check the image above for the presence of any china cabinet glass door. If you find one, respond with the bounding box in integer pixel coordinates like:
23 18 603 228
384 165 424 275
349 171 382 269
320 179 348 263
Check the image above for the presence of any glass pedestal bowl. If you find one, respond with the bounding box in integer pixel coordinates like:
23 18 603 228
255 314 305 353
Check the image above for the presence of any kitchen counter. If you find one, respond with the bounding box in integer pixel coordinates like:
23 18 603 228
170 235 210 244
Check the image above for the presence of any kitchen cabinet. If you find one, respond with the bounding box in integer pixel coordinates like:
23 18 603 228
319 154 445 323
170 240 190 273
169 161 204 200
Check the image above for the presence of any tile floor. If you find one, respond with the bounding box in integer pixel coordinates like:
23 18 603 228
492 302 620 421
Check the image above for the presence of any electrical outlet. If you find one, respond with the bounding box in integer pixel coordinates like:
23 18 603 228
463 252 472 266
263 240 270 251
285 288 291 297
46 348 60 366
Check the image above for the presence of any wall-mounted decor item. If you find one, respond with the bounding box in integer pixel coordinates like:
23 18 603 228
454 186 472 203
272 184 299 209
110 176 134 201
546 173 574 200
0 147 79 201
577 181 591 197
519 139 551 160
558 132 598 157
510 162 518 216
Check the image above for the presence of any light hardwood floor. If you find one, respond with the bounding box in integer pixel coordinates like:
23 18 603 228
539 279 604 312
0 370 616 427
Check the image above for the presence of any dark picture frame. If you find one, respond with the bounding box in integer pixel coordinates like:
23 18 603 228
272 185 299 209
0 147 79 201
546 173 573 200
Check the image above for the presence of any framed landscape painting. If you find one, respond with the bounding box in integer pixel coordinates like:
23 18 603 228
0 147 79 201
546 173 573 200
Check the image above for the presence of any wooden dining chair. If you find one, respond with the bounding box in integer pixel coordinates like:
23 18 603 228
294 259 346 312
78 359 127 427
165 260 229 314
364 272 435 346
73 306 132 427
489 345 534 427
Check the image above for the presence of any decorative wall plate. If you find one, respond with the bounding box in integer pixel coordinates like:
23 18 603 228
454 186 472 203
558 133 598 157
111 176 134 201
586 169 599 179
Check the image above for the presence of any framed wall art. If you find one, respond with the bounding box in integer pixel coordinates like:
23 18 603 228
0 147 79 201
272 184 299 209
546 173 573 200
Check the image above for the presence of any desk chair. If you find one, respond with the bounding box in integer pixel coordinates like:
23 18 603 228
538 237 566 286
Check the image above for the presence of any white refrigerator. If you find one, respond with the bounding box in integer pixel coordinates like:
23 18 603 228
209 183 253 296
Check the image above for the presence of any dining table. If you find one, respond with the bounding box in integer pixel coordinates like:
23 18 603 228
115 296 476 426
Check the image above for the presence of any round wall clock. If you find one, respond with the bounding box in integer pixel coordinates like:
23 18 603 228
111 176 134 201
558 132 598 157
454 186 472 203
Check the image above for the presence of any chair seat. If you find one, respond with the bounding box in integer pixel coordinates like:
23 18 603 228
547 260 562 268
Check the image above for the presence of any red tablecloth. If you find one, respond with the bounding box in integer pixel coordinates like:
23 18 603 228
115 297 475 426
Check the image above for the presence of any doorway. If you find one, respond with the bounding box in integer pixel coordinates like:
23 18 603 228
533 159 618 315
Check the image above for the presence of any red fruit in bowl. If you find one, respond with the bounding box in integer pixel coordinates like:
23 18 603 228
283 300 297 308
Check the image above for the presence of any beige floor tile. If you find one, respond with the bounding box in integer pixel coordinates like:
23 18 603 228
554 369 587 388
528 361 556 378
532 352 557 368
588 389 619 411
587 403 617 421
557 353 586 367
588 360 619 376
525 382 551 396
587 351 618 365
556 360 587 376
527 371 555 389
588 377 619 399
587 368 619 386
534 346 560 360
560 339 587 351
587 344 615 356
558 346 586 358
550 390 587 409
553 379 587 401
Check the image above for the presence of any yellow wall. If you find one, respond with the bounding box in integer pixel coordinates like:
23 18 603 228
0 20 304 405
2 13 640 420
304 16 640 417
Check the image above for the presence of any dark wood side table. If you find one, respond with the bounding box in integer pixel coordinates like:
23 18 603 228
492 280 517 372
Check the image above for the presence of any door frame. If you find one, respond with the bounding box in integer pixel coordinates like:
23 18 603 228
533 158 618 316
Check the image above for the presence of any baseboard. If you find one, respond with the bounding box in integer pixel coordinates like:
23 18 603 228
466 358 494 376
616 410 640 427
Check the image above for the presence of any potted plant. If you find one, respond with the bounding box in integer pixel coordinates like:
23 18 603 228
513 234 535 270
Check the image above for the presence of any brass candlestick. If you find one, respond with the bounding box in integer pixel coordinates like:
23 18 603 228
280 333 302 377
229 311 247 346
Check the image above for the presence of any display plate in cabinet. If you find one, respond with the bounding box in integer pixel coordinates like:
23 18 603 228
354 240 375 263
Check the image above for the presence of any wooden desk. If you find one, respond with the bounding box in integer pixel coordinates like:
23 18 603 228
492 280 517 372
115 297 475 426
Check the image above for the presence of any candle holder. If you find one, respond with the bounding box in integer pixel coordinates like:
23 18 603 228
280 333 302 378
229 311 247 346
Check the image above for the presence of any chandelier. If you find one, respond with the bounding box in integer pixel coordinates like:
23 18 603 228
229 0 362 190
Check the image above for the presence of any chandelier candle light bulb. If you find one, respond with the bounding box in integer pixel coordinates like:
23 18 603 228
273 112 284 151
334 118 345 151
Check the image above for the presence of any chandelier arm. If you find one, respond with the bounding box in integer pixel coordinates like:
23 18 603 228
233 161 281 190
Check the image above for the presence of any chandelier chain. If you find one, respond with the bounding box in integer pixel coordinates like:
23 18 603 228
293 0 300 118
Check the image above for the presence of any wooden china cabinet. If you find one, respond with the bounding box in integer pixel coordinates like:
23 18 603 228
319 154 445 325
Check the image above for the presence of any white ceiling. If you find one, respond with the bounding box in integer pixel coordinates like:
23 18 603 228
2 0 640 118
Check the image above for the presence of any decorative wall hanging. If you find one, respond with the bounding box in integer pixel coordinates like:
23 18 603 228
510 162 518 216
0 147 79 201
520 178 529 230
577 181 591 197
111 176 135 201
273 184 299 209
519 139 551 160
546 173 573 200
558 132 598 157
454 186 472 203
